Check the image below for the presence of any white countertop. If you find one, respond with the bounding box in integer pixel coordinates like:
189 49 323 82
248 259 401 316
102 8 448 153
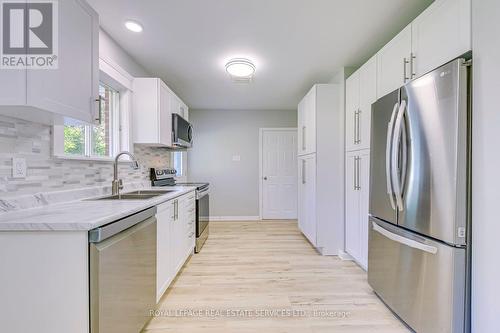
0 186 196 231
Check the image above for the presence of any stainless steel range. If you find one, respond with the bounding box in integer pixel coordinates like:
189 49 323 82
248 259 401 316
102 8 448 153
151 168 209 252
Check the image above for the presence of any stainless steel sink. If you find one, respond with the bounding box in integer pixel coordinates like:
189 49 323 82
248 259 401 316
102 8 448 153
89 190 176 201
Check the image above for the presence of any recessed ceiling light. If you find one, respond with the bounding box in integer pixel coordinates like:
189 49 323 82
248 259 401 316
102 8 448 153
225 58 256 79
124 20 143 33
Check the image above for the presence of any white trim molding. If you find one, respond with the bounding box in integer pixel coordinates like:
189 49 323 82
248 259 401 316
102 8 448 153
210 216 261 222
338 250 354 261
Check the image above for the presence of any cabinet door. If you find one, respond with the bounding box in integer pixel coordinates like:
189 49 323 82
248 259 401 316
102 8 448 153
345 72 360 152
170 95 181 116
358 150 371 270
299 154 316 246
156 201 174 301
184 194 196 255
304 88 317 154
345 152 361 261
298 157 307 234
377 24 412 99
297 98 306 155
0 71 26 105
27 0 99 123
412 0 471 77
358 56 377 150
159 82 172 146
179 102 188 119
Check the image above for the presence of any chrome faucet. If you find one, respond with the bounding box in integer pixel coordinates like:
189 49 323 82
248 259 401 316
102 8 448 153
112 151 140 195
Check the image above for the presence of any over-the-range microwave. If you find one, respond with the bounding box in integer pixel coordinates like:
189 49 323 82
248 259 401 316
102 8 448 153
172 113 193 148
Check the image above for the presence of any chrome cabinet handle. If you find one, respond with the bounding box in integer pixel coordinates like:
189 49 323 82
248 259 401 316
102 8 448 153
410 53 416 79
302 159 306 184
302 126 306 150
403 57 410 82
357 156 361 190
353 156 358 190
386 103 399 210
353 156 361 191
391 100 407 211
356 109 362 144
94 96 103 124
353 111 357 144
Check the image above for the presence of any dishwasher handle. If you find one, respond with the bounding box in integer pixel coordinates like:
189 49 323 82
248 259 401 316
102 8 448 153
89 206 157 243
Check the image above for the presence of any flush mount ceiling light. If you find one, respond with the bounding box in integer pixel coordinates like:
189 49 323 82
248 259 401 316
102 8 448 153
225 58 256 79
124 20 143 33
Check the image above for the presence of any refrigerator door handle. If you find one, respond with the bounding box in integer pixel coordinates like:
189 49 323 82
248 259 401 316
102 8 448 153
372 221 438 254
385 103 399 210
391 99 407 211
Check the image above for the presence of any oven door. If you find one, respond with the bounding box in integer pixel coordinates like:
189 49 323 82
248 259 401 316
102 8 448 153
172 113 193 148
196 189 209 237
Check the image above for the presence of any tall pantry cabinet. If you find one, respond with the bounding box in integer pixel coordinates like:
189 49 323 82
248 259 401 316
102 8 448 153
345 57 377 270
297 84 344 255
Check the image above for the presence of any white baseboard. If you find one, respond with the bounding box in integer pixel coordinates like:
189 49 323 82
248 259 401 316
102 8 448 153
209 216 261 221
338 250 354 261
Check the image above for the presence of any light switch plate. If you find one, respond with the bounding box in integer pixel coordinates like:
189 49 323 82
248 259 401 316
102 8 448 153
12 158 27 179
232 155 241 162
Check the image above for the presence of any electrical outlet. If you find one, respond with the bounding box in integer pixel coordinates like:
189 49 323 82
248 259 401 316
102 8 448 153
232 155 241 162
12 158 27 179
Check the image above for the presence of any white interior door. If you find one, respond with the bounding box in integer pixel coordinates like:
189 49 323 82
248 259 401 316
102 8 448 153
261 129 298 219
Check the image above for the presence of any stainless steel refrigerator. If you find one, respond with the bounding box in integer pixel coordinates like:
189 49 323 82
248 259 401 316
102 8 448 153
368 58 471 333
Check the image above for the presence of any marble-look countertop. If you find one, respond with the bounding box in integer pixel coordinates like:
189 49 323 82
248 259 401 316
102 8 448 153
0 186 196 231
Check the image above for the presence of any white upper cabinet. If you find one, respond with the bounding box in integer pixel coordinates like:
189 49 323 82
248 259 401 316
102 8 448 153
346 56 377 152
0 0 99 124
411 0 471 77
133 77 189 147
377 25 412 99
377 0 471 98
297 86 317 156
133 78 171 146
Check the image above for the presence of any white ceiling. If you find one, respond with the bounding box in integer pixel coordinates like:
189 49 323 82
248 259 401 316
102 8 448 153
88 0 433 110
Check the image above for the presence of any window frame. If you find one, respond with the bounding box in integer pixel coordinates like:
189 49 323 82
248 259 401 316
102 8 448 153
52 57 134 162
172 151 188 181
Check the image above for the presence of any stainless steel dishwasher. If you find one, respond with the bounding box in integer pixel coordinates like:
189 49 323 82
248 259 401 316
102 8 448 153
89 207 157 333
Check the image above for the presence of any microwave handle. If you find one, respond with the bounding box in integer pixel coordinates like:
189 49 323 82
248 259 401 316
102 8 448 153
188 124 193 143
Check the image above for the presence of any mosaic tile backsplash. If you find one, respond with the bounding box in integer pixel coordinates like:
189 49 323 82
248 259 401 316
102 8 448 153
0 115 171 198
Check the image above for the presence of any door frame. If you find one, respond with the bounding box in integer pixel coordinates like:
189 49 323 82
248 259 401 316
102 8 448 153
258 127 298 220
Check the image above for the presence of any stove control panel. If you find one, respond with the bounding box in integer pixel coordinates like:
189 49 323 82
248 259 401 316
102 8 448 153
150 168 177 181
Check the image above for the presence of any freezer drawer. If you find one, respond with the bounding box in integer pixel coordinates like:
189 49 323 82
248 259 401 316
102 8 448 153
368 217 466 333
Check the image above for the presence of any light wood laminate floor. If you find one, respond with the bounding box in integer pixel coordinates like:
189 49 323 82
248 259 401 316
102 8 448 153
143 221 410 333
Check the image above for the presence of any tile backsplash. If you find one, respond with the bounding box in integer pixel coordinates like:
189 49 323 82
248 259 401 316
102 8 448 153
0 115 171 197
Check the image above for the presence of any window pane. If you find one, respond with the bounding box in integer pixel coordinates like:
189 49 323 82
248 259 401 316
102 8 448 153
173 152 183 176
64 118 85 156
92 84 118 157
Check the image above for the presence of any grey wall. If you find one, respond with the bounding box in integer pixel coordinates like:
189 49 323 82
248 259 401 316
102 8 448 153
188 109 297 217
472 1 500 331
99 29 150 77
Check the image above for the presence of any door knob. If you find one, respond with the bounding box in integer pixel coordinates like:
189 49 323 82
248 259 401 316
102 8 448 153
263 177 268 180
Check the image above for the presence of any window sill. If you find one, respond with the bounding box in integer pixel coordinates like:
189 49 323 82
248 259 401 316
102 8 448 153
52 154 120 163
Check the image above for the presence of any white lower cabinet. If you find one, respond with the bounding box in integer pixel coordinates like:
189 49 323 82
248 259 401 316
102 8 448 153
345 150 370 270
156 191 195 302
298 154 317 246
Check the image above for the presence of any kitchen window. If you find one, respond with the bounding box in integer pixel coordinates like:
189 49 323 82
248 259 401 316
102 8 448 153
172 151 187 179
63 84 119 158
53 57 134 161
